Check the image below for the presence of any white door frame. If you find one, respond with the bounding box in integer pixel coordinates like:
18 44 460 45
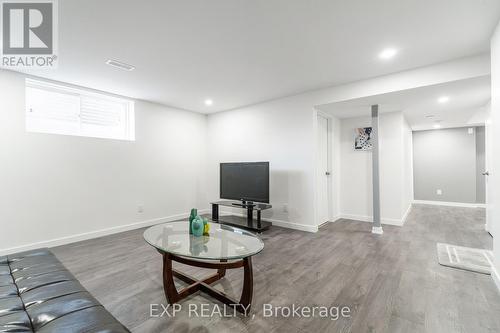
485 102 493 235
314 110 335 227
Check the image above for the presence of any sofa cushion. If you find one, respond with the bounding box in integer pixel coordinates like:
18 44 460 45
21 280 87 308
27 291 101 330
0 286 17 300
0 297 24 318
8 257 61 274
7 249 51 262
0 267 9 277
0 248 129 332
12 263 67 282
0 311 32 332
0 277 13 288
36 306 127 333
16 271 76 294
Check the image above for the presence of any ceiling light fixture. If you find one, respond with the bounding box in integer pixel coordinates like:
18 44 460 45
105 59 135 71
378 48 398 60
433 123 441 129
204 99 213 106
438 96 450 104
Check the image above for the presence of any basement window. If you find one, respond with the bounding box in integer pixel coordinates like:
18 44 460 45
25 79 135 141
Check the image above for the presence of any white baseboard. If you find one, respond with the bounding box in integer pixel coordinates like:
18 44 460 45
0 209 210 256
330 204 412 226
330 215 342 223
338 214 404 226
219 210 318 233
331 204 412 227
197 209 211 216
267 218 318 233
413 200 486 208
492 265 500 294
401 204 412 225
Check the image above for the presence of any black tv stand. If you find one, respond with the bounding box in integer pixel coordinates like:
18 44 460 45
231 201 254 208
211 200 272 233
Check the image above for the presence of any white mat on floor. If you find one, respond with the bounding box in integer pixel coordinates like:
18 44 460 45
437 243 494 275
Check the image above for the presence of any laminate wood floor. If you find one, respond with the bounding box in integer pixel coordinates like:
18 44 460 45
52 205 500 333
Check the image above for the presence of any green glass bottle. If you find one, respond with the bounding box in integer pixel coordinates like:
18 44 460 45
191 216 204 237
189 208 197 235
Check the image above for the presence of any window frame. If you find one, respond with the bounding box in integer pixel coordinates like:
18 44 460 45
25 78 135 141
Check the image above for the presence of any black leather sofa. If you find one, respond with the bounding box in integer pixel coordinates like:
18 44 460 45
0 248 130 332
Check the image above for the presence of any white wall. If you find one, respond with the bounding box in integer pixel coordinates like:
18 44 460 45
413 127 477 203
0 70 208 254
339 116 373 220
331 115 341 220
490 20 500 291
338 112 410 225
402 117 414 218
206 98 317 232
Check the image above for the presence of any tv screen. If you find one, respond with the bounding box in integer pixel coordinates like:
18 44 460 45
220 162 269 203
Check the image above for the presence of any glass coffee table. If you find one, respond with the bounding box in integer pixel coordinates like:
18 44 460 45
143 221 264 314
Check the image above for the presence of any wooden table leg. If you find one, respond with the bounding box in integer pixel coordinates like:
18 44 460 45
162 253 180 304
161 253 254 315
238 257 253 312
217 259 227 277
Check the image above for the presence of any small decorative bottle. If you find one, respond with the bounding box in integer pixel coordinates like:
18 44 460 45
191 216 204 237
203 217 210 236
189 208 197 235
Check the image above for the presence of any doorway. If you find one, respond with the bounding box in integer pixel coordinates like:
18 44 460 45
485 107 494 236
317 113 333 225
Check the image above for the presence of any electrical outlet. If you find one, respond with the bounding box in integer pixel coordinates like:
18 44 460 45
283 204 288 213
436 189 442 195
137 205 144 213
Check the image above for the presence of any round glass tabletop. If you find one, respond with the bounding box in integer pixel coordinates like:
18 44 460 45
143 221 264 260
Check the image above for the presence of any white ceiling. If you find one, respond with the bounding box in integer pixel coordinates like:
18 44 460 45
316 76 491 130
11 0 500 113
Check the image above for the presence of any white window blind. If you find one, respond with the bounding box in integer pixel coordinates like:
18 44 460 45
26 79 135 141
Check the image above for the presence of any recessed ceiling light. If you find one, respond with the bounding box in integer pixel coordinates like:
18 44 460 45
204 99 213 106
438 96 450 104
433 123 441 129
378 48 398 60
105 59 135 71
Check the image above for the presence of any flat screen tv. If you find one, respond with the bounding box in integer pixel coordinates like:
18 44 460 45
220 162 269 203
